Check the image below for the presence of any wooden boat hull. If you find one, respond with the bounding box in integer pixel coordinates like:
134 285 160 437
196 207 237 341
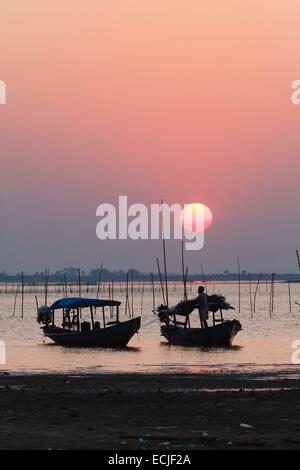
161 319 241 347
43 317 141 348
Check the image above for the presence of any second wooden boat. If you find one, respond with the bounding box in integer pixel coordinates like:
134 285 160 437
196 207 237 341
37 297 141 348
160 319 241 347
155 294 241 347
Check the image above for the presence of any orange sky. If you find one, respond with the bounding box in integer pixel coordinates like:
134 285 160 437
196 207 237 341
1 1 300 273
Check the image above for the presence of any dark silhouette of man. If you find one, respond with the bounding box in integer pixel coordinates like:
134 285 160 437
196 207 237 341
197 286 209 328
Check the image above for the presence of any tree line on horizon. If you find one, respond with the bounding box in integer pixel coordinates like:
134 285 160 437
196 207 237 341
0 267 300 283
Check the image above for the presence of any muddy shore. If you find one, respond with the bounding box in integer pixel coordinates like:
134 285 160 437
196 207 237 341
0 370 299 449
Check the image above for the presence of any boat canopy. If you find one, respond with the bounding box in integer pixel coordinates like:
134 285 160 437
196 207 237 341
50 297 121 311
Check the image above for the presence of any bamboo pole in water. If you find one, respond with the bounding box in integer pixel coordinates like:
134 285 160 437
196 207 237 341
125 272 130 317
162 237 169 309
237 257 241 313
156 258 166 305
131 275 134 319
44 269 49 306
181 241 190 327
288 281 292 312
249 273 253 318
184 267 189 299
96 262 103 299
140 282 145 316
160 199 169 308
269 273 275 316
268 279 272 316
21 271 24 318
109 283 113 317
296 251 300 311
184 266 191 328
151 273 155 311
272 273 275 313
200 264 208 294
12 284 19 317
35 295 39 314
77 269 81 298
181 241 187 302
64 273 68 298
253 272 262 313
296 250 300 272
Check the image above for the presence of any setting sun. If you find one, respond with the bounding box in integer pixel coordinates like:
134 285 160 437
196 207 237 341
180 203 213 233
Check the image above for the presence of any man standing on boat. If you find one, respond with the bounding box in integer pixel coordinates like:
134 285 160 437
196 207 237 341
197 286 209 328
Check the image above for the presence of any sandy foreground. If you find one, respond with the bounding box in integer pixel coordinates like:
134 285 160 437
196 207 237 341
0 370 299 450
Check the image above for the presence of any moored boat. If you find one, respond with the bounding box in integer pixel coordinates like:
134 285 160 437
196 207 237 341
160 319 241 347
155 294 242 347
37 297 141 348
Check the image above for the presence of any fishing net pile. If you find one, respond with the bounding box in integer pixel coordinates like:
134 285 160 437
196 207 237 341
207 294 234 313
156 294 234 320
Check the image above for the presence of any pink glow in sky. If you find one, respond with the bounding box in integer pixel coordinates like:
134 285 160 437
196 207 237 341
1 1 300 273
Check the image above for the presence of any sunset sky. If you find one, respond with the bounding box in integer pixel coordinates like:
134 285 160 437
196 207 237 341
1 0 300 274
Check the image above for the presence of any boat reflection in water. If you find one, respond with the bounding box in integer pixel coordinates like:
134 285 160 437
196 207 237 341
37 297 141 348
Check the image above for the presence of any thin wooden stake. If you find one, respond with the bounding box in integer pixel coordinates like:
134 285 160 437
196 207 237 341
77 268 82 298
297 250 300 272
156 258 166 305
64 273 68 298
12 284 19 317
271 273 275 313
269 273 275 316
131 275 134 319
96 262 103 299
253 272 262 313
237 257 241 313
200 264 208 294
21 271 24 318
44 269 49 306
125 272 130 317
249 273 253 318
181 241 190 328
161 199 169 308
140 282 145 316
288 281 292 312
181 241 187 302
151 273 155 311
35 295 39 314
162 237 169 309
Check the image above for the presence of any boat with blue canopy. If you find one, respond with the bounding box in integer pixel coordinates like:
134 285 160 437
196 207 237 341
37 297 141 348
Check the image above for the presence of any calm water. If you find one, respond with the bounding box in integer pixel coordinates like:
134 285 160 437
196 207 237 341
0 281 300 374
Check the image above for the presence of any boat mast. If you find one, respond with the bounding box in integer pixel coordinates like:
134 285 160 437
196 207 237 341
162 237 169 309
182 241 190 328
160 199 169 309
156 258 166 306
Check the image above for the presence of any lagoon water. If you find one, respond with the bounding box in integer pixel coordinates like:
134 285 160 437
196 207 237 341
0 281 300 375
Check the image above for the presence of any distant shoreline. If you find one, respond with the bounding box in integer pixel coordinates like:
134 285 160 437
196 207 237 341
1 271 300 283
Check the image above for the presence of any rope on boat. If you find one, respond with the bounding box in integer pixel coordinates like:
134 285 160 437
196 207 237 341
142 316 160 328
